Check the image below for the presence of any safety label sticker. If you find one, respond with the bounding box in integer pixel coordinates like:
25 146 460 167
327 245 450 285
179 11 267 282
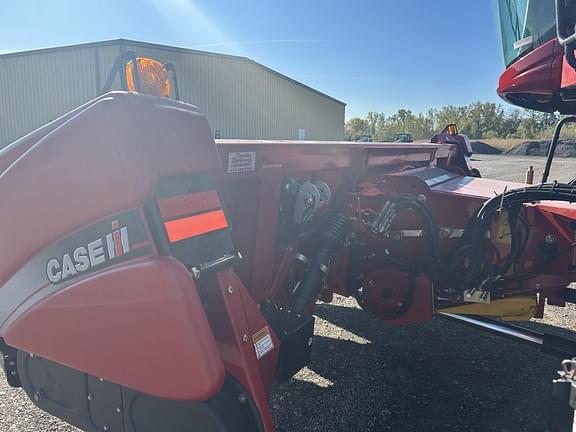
228 152 256 173
252 326 274 360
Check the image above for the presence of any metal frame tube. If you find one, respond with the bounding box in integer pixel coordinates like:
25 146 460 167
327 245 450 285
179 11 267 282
542 116 576 183
438 312 576 358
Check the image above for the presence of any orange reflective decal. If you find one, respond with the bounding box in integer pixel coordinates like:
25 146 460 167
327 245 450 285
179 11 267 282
164 209 228 243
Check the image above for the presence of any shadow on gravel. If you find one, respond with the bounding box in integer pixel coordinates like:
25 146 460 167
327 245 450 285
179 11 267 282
271 303 574 432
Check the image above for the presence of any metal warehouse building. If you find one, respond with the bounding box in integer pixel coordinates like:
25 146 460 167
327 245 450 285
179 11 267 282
0 39 345 149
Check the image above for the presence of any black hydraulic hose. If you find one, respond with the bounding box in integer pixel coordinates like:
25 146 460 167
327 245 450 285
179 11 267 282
368 186 576 295
472 205 521 278
290 245 332 314
376 195 460 290
459 183 576 287
542 116 576 183
475 183 576 223
390 197 454 287
498 206 522 275
290 214 350 314
378 185 576 294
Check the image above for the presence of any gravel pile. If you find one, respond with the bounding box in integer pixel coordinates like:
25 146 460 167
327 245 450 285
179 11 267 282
471 141 503 155
506 139 576 157
1 294 574 431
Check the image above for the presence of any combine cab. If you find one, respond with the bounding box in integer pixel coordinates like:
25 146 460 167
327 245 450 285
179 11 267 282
497 0 576 114
4 22 576 432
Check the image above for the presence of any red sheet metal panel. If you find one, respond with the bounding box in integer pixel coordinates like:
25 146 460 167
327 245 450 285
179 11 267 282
5 256 225 401
0 92 221 290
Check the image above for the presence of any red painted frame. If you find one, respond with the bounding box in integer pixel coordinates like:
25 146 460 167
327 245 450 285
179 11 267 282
4 94 576 432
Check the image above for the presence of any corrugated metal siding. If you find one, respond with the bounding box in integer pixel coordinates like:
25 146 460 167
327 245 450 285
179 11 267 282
0 47 100 146
0 40 345 148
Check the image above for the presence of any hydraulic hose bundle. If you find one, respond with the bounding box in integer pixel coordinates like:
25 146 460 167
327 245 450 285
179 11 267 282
370 195 451 286
373 183 576 296
454 182 576 290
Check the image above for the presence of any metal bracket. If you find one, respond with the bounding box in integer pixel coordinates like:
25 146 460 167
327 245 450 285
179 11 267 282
462 289 491 304
189 252 242 280
439 227 465 239
388 227 489 240
292 251 309 265
292 181 331 224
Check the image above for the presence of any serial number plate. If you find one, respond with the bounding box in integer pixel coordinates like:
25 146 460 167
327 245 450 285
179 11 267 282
228 152 256 173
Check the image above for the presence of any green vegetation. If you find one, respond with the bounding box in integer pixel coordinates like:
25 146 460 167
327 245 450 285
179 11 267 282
345 102 561 142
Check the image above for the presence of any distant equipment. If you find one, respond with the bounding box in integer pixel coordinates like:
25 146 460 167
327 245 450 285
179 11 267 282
394 132 413 143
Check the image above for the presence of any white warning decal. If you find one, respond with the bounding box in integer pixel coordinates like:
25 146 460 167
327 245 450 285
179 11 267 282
228 152 256 173
252 326 274 360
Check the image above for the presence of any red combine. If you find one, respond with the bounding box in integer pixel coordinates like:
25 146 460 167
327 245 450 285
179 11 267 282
498 0 576 422
3 6 576 431
497 0 576 114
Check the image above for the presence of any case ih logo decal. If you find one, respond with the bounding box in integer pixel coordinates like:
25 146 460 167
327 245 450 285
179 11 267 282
46 219 132 284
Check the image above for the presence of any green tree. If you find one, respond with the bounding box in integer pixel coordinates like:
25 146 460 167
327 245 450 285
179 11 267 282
501 110 521 138
344 117 371 141
349 101 560 142
516 111 558 138
435 105 467 132
366 111 385 138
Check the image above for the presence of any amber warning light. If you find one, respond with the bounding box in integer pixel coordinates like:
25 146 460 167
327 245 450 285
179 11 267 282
125 57 171 97
447 124 458 136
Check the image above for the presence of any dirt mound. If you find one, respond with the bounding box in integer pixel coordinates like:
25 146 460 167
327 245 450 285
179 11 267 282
471 141 502 154
505 139 576 157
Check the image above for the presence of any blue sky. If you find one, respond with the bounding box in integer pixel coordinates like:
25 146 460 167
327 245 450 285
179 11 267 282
0 0 504 119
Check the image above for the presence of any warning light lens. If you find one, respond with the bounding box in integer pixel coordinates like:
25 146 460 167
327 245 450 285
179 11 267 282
125 57 171 97
447 124 458 136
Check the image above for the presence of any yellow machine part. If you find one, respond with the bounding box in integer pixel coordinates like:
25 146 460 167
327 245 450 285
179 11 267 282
494 209 512 246
438 296 537 321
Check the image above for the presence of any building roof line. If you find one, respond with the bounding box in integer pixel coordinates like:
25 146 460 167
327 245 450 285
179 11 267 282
0 38 346 106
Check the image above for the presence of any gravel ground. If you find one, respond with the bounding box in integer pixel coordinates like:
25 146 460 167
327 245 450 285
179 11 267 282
2 298 574 432
2 154 576 431
471 154 576 183
271 296 575 432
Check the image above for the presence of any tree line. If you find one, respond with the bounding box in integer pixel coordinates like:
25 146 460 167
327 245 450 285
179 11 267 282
345 102 560 142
